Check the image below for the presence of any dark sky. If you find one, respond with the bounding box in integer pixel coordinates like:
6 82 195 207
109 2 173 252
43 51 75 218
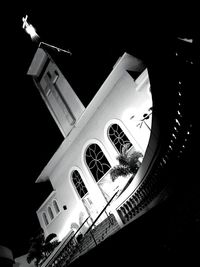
0 5 197 259
1 5 138 258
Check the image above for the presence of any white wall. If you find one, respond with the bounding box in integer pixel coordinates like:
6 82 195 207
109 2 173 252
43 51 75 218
38 69 152 240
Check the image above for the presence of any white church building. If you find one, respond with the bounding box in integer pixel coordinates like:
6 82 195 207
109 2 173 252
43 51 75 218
27 47 155 244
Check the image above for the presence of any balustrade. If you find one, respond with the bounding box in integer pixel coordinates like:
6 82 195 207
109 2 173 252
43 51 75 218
42 192 120 267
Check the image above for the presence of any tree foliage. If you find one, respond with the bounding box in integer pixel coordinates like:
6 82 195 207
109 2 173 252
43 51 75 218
27 228 60 266
110 144 143 181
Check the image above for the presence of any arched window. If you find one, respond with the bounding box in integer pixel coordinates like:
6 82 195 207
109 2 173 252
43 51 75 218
42 212 49 226
85 143 111 182
53 200 60 214
108 123 133 153
48 206 54 220
72 170 88 198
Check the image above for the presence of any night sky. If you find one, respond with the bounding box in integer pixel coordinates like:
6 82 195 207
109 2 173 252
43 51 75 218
1 5 134 258
1 5 197 259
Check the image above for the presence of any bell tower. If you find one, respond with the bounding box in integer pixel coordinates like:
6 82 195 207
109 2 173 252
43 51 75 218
27 47 85 137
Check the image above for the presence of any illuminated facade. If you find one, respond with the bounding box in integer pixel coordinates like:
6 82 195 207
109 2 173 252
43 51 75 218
24 34 195 267
28 49 154 242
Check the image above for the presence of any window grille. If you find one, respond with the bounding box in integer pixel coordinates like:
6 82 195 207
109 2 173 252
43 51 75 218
85 144 111 182
72 170 88 198
108 124 132 153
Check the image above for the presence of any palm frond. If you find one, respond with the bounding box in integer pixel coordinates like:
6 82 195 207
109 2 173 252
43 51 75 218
129 151 143 171
110 165 132 181
110 145 143 182
116 154 129 166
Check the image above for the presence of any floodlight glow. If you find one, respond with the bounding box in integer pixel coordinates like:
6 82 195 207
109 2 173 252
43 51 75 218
175 119 180 126
174 126 178 132
177 110 182 117
172 133 176 139
177 37 193 43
